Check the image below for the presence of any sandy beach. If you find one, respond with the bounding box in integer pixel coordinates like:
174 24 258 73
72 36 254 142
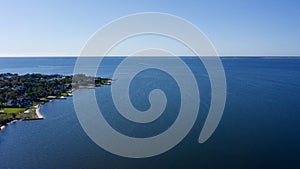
35 105 44 119
0 125 5 131
0 120 18 131
7 120 18 125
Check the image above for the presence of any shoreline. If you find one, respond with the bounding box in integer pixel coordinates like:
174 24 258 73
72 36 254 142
0 73 111 132
0 83 111 132
34 105 44 119
0 104 45 132
0 119 18 131
0 125 5 130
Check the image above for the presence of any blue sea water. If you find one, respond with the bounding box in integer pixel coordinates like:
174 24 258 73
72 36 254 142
0 57 300 168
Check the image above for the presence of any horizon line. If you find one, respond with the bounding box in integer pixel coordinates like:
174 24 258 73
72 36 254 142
0 54 300 57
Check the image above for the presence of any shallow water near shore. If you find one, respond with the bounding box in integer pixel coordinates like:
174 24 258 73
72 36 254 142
0 57 300 168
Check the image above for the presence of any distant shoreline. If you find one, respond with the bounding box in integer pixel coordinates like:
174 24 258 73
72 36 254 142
0 55 299 58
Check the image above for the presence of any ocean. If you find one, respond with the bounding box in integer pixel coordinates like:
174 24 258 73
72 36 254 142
0 57 299 168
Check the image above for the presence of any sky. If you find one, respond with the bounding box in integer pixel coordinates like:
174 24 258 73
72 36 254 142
0 0 299 56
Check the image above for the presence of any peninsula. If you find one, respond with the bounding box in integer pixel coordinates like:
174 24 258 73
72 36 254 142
0 73 111 130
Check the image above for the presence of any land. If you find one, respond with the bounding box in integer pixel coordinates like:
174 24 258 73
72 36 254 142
0 73 111 130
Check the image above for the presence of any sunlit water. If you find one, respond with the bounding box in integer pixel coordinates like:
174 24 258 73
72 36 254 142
0 57 300 168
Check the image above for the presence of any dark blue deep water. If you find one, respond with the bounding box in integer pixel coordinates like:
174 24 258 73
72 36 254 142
0 57 300 169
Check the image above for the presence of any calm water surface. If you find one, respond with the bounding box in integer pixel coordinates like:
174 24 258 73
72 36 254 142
0 57 300 168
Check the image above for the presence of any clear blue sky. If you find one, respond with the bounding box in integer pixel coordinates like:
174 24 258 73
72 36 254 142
0 0 299 56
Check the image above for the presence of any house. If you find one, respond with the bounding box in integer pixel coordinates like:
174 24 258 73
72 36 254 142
16 85 23 90
5 100 16 107
18 98 32 107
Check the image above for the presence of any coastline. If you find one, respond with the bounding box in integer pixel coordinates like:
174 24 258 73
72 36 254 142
0 79 111 132
0 125 5 130
35 105 44 119
0 104 44 132
0 119 18 131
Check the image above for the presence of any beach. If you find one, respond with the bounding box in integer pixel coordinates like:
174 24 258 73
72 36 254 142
35 105 44 119
0 104 44 132
0 120 17 131
0 125 5 130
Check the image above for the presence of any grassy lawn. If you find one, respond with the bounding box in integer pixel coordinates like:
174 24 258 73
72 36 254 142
3 108 26 114
0 107 38 125
61 93 69 96
40 98 49 102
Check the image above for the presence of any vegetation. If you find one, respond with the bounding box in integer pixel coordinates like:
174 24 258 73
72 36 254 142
0 73 111 127
0 108 37 125
3 108 26 114
0 73 111 107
